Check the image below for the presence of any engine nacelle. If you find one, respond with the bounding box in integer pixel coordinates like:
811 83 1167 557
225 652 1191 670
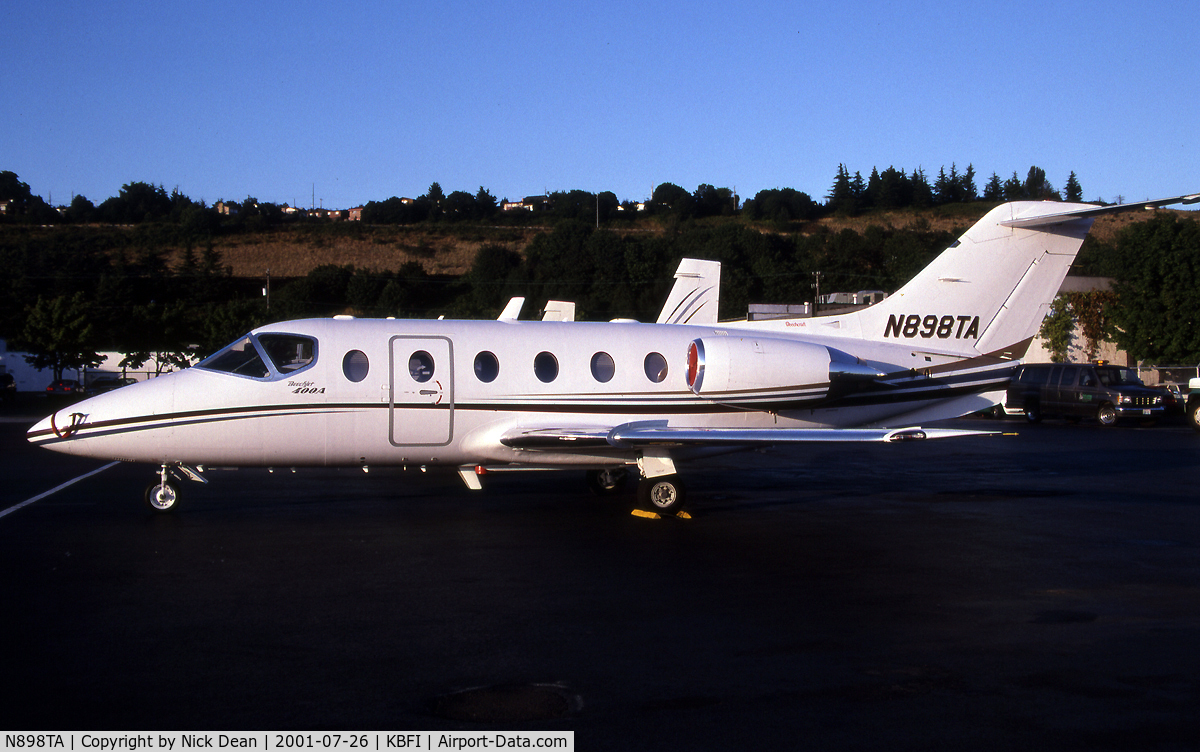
686 336 833 405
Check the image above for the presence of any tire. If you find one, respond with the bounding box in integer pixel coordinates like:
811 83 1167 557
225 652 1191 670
144 480 180 513
1190 402 1200 432
1024 400 1042 424
638 475 686 514
587 467 629 495
1096 403 1118 427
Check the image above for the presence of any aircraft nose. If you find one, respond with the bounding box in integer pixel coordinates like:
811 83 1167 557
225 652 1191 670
27 413 53 443
27 399 96 447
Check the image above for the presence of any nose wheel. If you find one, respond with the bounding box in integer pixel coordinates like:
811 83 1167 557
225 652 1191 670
144 478 180 512
143 464 202 513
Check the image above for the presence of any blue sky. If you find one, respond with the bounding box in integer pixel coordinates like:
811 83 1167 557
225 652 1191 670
3 0 1196 210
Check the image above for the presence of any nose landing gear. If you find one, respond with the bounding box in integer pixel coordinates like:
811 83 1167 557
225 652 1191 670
143 464 206 513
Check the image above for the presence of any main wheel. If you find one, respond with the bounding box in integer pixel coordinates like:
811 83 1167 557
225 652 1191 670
1097 403 1118 427
638 475 686 514
587 467 629 495
144 480 180 513
1024 400 1042 424
1189 401 1200 432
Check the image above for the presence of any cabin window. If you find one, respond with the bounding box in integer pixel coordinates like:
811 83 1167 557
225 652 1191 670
474 351 499 383
259 334 317 374
343 350 369 382
197 336 270 379
534 351 559 383
409 351 435 382
591 352 615 383
644 352 668 383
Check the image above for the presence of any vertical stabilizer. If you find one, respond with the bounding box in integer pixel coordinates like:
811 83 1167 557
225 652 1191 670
844 194 1198 357
850 201 1094 358
657 258 722 325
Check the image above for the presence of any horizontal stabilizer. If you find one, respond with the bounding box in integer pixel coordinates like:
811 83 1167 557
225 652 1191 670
1000 193 1200 229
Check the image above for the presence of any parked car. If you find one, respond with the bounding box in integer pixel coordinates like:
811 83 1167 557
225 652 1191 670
1187 378 1200 431
1154 383 1187 415
45 379 87 397
89 376 137 393
1005 362 1164 426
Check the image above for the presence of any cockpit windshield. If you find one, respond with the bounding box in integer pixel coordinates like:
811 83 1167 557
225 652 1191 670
197 333 317 379
259 334 317 373
197 336 271 378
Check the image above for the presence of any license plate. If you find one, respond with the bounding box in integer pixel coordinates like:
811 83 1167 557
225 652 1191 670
1143 409 1152 415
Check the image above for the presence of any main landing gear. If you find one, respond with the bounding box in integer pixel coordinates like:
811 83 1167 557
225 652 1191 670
586 466 689 515
637 474 687 514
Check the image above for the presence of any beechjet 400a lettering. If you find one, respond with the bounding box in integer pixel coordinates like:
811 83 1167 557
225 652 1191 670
28 194 1200 513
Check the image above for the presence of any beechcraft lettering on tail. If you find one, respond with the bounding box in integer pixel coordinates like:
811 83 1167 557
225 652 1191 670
28 193 1200 514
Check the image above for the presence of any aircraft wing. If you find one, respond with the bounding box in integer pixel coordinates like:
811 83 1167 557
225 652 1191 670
499 422 996 450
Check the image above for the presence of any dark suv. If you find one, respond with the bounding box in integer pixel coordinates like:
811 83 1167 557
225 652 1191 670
1006 362 1164 426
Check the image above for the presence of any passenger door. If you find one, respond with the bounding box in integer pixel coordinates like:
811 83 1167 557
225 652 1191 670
389 335 454 446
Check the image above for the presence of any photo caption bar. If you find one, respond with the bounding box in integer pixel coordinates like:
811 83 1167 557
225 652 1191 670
0 734 574 752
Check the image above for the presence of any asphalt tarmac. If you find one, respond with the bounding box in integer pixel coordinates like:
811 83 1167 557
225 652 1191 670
3 402 1200 750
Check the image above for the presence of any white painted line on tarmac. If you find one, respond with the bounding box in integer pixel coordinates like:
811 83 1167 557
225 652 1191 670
0 461 121 520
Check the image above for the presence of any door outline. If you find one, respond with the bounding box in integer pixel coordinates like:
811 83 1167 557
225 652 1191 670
389 335 454 446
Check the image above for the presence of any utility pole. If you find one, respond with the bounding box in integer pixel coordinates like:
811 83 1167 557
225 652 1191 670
812 271 822 317
264 268 271 311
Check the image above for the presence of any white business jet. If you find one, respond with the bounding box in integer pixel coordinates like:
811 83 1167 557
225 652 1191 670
27 194 1199 513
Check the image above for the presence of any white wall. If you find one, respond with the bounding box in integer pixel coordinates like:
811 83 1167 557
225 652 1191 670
0 339 181 391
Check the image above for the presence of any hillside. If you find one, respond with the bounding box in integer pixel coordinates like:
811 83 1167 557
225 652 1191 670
167 205 1189 280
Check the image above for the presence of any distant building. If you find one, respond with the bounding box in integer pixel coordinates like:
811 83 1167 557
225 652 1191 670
502 196 549 212
348 206 363 221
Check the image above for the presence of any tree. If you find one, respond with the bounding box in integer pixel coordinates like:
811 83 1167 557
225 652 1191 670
959 164 977 202
744 188 819 224
1037 290 1116 362
1108 214 1200 362
1038 295 1075 362
1023 166 1059 200
692 184 737 218
827 164 856 215
650 182 693 215
64 194 96 223
18 293 103 381
983 172 1004 201
97 182 173 223
0 170 56 223
876 167 910 209
1002 171 1025 201
442 190 477 221
909 167 933 208
1065 172 1083 202
475 186 498 218
120 300 195 375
